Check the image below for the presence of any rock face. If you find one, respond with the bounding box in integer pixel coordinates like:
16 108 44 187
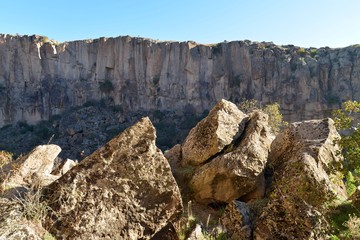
43 117 183 240
190 111 273 204
181 99 248 166
253 118 347 239
1 34 360 127
0 144 61 189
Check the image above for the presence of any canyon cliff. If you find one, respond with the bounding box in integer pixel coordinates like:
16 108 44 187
1 34 360 127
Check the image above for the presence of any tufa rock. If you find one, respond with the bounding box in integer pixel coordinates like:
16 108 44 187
190 111 273 204
0 144 61 190
43 117 183 240
220 201 252 240
181 99 248 166
253 118 346 239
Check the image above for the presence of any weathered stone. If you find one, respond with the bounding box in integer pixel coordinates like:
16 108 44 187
253 118 346 239
0 197 47 240
239 173 266 202
151 223 179 240
51 158 77 176
190 111 273 204
43 117 183 240
221 201 252 240
164 144 182 169
0 144 61 189
182 99 248 166
1 34 360 127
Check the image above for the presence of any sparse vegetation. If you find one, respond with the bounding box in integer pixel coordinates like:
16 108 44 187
238 99 286 134
99 80 114 94
297 47 307 57
310 49 317 58
0 150 12 167
212 43 222 55
328 100 360 239
15 187 54 223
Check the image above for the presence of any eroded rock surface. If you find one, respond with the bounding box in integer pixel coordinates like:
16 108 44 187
181 99 248 166
2 34 360 127
0 197 46 240
43 117 183 239
253 118 346 239
221 201 252 240
0 144 61 190
190 111 273 204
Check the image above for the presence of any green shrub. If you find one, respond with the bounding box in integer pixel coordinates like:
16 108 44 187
332 100 360 172
297 48 307 57
263 102 284 134
310 49 317 58
345 171 357 196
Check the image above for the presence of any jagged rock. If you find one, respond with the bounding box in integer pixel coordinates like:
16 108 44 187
239 173 266 202
43 117 183 240
181 99 248 166
253 118 347 239
220 201 252 240
51 158 77 176
0 144 61 190
190 111 273 204
0 197 47 239
165 144 182 169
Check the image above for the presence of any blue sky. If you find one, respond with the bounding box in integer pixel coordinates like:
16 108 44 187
1 0 359 48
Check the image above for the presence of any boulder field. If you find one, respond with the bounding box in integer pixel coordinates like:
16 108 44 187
0 99 350 239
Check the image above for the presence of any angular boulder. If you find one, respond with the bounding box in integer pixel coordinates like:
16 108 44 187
181 99 248 166
253 118 347 239
0 144 61 189
43 117 183 240
190 111 273 204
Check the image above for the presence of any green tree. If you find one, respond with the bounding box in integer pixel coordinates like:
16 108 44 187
332 100 360 173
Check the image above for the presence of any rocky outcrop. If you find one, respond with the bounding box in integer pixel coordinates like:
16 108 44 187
1 34 360 127
253 118 347 239
181 99 247 166
189 111 273 204
0 197 47 240
43 117 183 239
0 144 61 190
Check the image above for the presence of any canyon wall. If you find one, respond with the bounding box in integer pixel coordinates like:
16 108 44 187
1 34 360 127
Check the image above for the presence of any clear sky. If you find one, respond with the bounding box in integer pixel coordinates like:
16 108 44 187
1 0 359 48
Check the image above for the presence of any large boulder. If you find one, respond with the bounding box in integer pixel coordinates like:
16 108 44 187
43 117 183 240
0 144 61 190
253 118 347 239
190 111 273 204
181 99 248 166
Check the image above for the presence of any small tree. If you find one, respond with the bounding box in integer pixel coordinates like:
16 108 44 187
332 100 360 173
